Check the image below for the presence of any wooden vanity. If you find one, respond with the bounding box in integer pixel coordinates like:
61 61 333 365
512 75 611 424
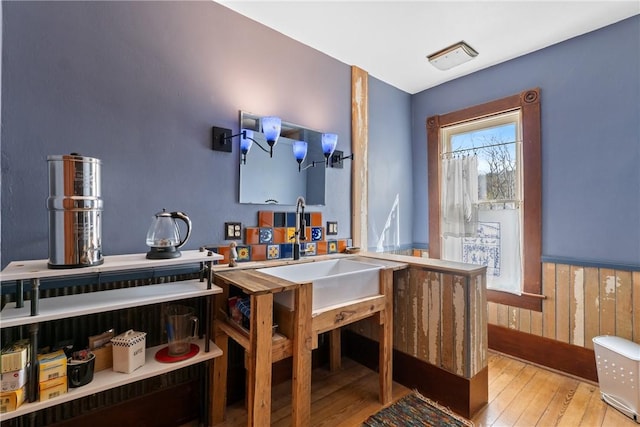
211 256 402 426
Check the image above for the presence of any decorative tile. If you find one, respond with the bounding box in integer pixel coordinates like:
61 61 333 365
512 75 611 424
311 227 323 241
304 227 311 242
338 239 347 253
316 241 327 255
267 244 280 260
286 227 296 243
280 243 293 259
259 227 273 244
273 227 287 244
216 246 230 263
274 212 286 228
327 240 338 254
258 211 274 227
286 212 297 227
310 212 322 227
303 242 316 256
245 227 259 245
236 245 251 262
251 245 266 261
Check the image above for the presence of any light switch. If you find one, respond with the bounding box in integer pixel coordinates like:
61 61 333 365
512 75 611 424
327 221 338 235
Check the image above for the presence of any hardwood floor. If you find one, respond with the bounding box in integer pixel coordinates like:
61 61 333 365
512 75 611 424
473 352 638 427
210 352 639 426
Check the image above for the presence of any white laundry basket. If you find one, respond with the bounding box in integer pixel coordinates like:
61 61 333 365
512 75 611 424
593 335 640 422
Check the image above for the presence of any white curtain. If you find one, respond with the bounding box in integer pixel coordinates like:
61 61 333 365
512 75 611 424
441 157 478 237
441 156 522 295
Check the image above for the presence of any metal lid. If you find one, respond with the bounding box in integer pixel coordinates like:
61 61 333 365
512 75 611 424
47 153 101 164
111 330 147 347
593 335 640 361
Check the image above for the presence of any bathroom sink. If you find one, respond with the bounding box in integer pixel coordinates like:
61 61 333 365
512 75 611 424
257 259 383 313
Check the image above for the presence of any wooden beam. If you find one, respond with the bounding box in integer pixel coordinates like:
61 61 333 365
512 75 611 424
351 66 368 250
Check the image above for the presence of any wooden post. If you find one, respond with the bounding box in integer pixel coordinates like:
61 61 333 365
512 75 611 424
329 329 342 371
291 283 313 427
211 281 230 425
351 66 368 251
246 293 273 426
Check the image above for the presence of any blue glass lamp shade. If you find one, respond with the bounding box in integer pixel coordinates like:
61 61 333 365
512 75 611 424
321 133 338 166
292 140 308 172
261 116 282 157
240 129 254 164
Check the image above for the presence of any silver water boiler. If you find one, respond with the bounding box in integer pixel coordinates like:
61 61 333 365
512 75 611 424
47 154 103 268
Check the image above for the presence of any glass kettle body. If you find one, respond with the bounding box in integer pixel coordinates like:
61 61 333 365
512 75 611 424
146 209 192 259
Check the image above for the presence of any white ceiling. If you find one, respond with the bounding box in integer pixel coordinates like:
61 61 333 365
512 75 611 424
217 1 640 94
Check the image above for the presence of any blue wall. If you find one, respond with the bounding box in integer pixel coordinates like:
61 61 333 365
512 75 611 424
368 76 412 251
411 15 640 267
3 3 638 269
1 1 353 267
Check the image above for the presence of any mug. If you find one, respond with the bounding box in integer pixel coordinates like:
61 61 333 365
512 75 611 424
165 305 199 356
67 352 95 388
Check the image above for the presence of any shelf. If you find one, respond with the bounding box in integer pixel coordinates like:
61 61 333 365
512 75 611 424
0 249 223 282
0 338 222 421
0 279 222 328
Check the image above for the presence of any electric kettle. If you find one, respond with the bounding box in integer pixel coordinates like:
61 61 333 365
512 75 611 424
145 209 192 259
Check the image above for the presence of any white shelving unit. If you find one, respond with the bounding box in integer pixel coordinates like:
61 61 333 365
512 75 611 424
0 249 223 423
1 338 222 421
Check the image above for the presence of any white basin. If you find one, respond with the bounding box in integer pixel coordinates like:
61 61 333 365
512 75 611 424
257 259 383 312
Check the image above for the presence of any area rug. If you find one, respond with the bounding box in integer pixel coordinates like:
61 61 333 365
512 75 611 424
363 391 474 426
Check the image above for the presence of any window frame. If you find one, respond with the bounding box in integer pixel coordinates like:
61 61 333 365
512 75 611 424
427 88 542 311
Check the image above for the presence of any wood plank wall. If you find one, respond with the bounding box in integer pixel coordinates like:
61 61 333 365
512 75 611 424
488 263 640 350
349 266 487 379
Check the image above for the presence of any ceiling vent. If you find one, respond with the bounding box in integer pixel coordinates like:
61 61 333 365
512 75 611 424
427 41 478 71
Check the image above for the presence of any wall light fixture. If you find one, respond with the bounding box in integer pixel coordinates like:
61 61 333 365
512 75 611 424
261 116 282 157
211 127 270 164
212 115 281 163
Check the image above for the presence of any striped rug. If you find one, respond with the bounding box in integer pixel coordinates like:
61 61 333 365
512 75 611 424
363 391 474 426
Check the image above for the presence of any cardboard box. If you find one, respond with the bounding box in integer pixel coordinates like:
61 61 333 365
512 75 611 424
37 349 67 381
39 376 67 401
111 330 146 374
92 345 113 372
1 367 27 392
1 341 29 373
0 386 26 413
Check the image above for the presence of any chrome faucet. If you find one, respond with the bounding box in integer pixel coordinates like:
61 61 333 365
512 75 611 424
293 196 307 260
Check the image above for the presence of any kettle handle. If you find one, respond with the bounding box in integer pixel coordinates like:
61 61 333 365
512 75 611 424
171 211 192 249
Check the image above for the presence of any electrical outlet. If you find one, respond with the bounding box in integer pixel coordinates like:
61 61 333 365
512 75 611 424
225 222 242 240
212 127 233 152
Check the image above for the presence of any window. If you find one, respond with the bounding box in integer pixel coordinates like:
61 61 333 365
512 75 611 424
427 88 542 311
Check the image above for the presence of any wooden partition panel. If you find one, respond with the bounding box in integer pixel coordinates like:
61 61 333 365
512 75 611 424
349 263 487 379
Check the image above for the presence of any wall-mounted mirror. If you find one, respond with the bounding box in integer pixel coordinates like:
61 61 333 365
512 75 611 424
239 111 326 206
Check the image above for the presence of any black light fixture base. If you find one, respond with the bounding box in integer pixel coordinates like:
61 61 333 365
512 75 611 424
212 127 233 152
146 246 182 259
331 150 344 168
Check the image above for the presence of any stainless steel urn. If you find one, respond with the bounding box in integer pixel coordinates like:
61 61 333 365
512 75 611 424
47 154 103 268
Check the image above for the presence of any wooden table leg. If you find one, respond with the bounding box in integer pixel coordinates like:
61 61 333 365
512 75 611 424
379 270 393 405
292 283 312 427
211 326 229 425
329 328 342 371
247 293 273 426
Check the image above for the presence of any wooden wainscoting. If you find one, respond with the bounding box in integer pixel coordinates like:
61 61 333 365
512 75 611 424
488 262 640 380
